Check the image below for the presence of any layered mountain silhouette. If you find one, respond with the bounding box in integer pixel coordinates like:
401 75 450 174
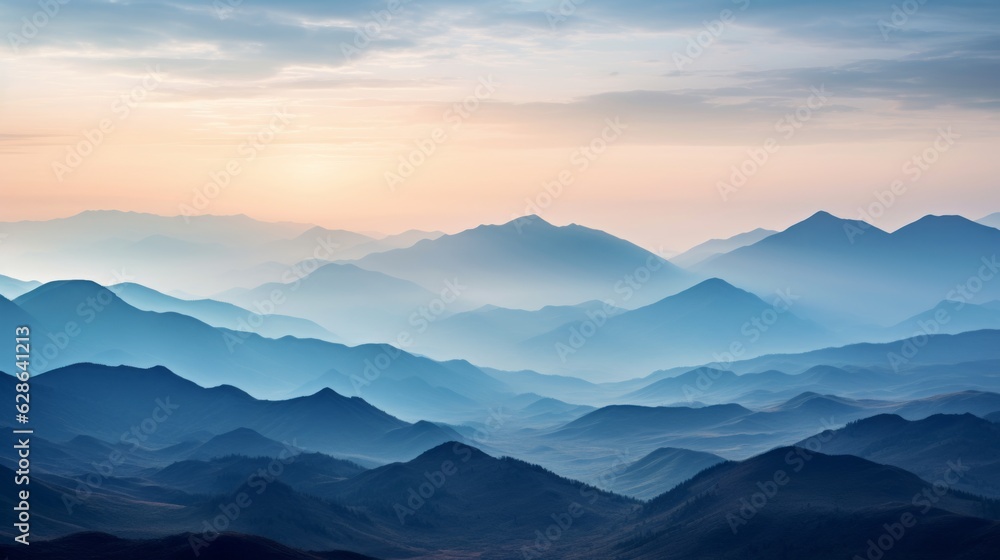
695 211 1000 326
0 363 462 462
109 282 341 343
712 329 1000 375
798 413 1000 497
980 212 1000 230
0 273 40 299
603 447 726 500
4 282 508 420
0 441 638 558
888 300 1000 340
670 227 776 268
214 263 446 344
5 209 1000 558
12 444 997 559
519 278 832 378
353 215 694 309
583 447 1000 559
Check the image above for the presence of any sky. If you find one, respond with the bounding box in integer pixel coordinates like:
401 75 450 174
1 0 998 251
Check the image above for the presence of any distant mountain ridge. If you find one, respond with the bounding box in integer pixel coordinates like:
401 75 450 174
353 215 695 310
696 211 1000 326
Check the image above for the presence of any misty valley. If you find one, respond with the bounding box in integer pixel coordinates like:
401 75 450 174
0 211 999 559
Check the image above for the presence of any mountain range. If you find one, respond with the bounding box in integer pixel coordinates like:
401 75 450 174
695 212 1000 327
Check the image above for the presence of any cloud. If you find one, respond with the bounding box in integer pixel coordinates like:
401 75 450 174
1 0 997 146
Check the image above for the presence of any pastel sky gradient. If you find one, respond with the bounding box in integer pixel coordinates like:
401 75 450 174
1 0 998 250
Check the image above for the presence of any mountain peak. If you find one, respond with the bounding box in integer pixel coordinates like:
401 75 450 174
684 277 740 294
805 210 838 222
413 441 490 463
895 214 994 236
500 214 556 230
308 386 349 400
14 279 120 307
641 278 754 308
791 210 874 232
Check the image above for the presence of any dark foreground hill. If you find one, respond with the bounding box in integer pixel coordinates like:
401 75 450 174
582 447 1000 559
4 444 1000 559
0 532 377 560
796 413 1000 497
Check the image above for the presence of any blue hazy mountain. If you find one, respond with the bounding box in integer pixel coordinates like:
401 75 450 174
603 447 726 500
623 359 1000 412
621 366 887 406
0 273 41 299
404 300 627 369
550 403 753 441
799 413 1000 497
888 300 1000 340
670 227 776 268
480 366 608 406
5 281 508 420
891 390 1000 419
330 228 445 260
0 211 417 297
0 210 313 247
215 262 445 344
513 396 597 427
0 293 34 330
353 215 695 309
519 278 832 379
150 452 367 497
108 282 342 343
183 427 310 461
696 212 1000 326
979 212 1000 230
538 388 1000 463
709 329 1000 375
0 362 476 462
